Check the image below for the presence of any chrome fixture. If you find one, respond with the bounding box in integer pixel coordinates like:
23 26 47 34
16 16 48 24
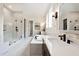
52 12 58 19
58 34 66 42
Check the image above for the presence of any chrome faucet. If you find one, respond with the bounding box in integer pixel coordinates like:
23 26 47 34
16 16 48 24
35 36 38 39
58 34 66 42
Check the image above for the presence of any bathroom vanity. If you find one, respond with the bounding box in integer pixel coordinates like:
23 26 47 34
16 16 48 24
43 35 79 56
30 35 43 56
30 35 51 56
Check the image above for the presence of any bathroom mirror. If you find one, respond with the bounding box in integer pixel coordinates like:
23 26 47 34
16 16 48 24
34 23 41 35
67 12 79 31
59 3 79 31
35 24 40 30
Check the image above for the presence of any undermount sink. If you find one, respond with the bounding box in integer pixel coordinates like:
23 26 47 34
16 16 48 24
34 35 43 40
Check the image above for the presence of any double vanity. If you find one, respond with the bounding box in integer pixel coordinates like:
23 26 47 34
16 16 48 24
31 35 79 56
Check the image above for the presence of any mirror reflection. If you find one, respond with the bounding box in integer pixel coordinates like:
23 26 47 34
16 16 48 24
59 3 79 31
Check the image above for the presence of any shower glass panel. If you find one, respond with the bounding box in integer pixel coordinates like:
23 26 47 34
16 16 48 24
3 9 14 42
3 13 24 43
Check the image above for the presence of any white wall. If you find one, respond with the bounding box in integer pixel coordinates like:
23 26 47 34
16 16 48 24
46 4 59 39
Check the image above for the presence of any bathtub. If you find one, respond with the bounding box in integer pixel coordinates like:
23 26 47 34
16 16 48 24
0 37 32 56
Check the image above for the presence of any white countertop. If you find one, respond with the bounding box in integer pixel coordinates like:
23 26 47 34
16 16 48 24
43 35 79 56
31 39 43 44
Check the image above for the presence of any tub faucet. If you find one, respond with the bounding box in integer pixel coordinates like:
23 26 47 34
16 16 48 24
9 41 12 46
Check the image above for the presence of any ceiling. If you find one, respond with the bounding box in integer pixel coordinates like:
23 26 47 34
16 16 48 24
4 3 51 17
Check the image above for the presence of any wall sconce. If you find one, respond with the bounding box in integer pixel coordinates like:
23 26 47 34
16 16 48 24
52 12 58 19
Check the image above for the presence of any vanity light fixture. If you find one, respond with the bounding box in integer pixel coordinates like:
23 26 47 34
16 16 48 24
52 12 58 19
